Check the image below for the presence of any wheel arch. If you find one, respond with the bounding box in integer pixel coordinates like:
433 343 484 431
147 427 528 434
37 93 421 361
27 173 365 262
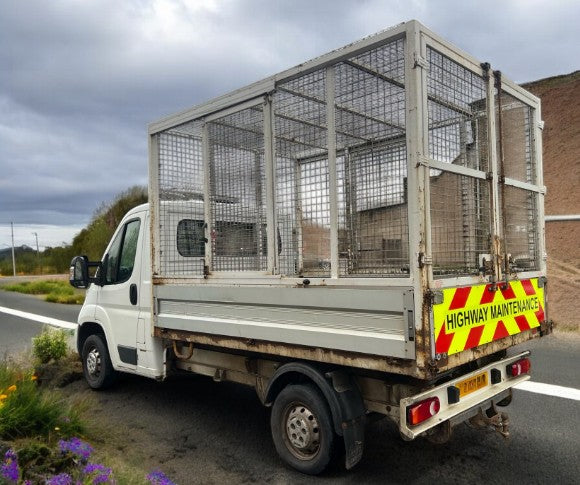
264 361 366 470
77 321 107 355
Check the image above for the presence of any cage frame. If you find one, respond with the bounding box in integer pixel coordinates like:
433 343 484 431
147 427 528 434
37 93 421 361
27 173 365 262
148 21 546 366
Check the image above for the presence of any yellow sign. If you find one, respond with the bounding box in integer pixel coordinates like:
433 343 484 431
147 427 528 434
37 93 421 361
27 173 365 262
433 278 545 356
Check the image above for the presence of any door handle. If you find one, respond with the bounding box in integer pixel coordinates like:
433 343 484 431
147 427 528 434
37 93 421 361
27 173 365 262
130 284 138 306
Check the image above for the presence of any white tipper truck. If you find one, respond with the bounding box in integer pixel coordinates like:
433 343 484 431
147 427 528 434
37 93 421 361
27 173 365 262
70 20 550 474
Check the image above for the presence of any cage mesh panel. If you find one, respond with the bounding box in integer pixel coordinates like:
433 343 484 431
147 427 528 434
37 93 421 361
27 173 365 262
502 186 539 271
427 48 488 171
427 48 491 277
431 173 491 276
157 121 205 276
497 91 535 184
339 142 409 275
335 39 407 276
274 68 330 276
208 107 267 271
273 39 408 278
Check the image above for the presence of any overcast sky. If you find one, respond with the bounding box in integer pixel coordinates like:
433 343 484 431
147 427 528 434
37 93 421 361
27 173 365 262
0 0 578 251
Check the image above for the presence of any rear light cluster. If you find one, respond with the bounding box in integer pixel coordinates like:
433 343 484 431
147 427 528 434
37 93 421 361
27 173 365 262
406 356 530 427
407 397 440 426
507 357 531 377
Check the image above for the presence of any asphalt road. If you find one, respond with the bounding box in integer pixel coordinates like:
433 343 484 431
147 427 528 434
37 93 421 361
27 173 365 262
0 286 80 356
0 289 579 484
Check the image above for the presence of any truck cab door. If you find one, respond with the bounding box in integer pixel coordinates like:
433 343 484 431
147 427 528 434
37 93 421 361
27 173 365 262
96 213 144 371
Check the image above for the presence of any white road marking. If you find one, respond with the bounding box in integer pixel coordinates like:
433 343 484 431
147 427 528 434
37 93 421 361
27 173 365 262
1 305 579 402
514 380 580 401
0 305 77 330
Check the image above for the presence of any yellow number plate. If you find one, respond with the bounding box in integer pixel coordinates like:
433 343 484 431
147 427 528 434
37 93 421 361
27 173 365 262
457 371 488 397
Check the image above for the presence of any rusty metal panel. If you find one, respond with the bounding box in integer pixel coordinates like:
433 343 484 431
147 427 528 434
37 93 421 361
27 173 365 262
155 327 425 378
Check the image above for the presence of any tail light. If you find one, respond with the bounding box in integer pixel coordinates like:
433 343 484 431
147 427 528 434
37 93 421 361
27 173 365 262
407 397 440 426
507 358 531 377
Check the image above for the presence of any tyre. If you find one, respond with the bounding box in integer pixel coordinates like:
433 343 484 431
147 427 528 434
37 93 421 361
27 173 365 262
81 334 117 390
270 383 336 475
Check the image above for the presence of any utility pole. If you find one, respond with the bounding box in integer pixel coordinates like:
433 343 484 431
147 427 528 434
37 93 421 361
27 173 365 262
33 232 40 275
11 222 16 277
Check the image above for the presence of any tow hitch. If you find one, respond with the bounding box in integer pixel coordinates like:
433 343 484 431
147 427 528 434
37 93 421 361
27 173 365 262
468 402 510 439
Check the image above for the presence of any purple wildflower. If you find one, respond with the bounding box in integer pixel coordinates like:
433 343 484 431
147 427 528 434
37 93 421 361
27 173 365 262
46 473 73 485
1 449 19 483
83 463 114 484
147 469 177 485
58 437 94 462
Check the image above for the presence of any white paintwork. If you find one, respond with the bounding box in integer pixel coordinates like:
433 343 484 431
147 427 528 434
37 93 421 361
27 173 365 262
77 204 164 379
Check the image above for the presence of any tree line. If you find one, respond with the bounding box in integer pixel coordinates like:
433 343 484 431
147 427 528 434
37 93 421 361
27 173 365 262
0 186 147 276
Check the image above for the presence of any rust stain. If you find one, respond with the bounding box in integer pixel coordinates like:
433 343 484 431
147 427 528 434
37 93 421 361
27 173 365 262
154 327 426 378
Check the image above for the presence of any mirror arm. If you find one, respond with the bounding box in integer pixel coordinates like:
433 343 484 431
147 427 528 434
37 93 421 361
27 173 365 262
87 261 104 287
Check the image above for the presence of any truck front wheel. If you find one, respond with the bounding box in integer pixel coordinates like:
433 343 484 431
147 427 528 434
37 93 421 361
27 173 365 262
270 383 336 475
82 334 116 390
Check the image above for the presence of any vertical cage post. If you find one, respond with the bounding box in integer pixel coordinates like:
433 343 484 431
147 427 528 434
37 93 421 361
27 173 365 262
148 133 161 277
484 65 502 281
405 22 428 281
263 95 278 274
202 122 212 274
404 22 428 359
326 65 339 279
532 106 546 273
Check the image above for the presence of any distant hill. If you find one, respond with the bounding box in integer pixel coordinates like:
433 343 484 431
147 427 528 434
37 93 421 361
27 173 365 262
0 245 34 260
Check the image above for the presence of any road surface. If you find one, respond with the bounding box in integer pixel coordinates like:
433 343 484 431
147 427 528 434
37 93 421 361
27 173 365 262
0 289 579 484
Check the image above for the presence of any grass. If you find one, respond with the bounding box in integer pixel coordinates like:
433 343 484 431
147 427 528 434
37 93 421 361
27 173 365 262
0 361 85 441
0 355 173 484
0 279 85 305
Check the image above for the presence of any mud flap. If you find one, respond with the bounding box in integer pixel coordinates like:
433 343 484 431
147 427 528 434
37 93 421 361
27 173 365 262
326 370 366 470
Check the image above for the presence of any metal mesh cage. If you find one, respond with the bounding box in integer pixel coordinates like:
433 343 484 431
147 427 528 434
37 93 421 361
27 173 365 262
497 91 536 183
274 68 329 276
336 39 408 276
427 47 492 276
158 121 205 276
427 47 489 170
501 184 539 272
430 173 491 275
274 38 408 277
208 106 267 272
153 27 541 282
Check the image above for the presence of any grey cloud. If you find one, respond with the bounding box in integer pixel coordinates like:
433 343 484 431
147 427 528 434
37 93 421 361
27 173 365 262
0 0 578 248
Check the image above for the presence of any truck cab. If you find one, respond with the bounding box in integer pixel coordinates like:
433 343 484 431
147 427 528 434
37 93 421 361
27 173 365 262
74 204 164 386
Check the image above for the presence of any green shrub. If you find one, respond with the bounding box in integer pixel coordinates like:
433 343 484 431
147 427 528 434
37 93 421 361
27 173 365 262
33 329 69 364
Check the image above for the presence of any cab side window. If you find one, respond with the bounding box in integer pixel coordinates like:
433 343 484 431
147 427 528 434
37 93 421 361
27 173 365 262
105 219 141 284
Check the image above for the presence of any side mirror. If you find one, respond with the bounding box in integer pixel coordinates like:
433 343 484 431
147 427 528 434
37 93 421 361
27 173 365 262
70 256 89 288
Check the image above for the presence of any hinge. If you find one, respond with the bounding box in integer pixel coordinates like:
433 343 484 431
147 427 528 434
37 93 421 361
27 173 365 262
418 252 432 268
432 290 444 305
537 120 545 130
414 52 429 70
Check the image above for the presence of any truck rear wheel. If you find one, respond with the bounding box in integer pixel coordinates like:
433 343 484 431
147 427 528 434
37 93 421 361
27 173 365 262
270 383 336 475
82 334 116 390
